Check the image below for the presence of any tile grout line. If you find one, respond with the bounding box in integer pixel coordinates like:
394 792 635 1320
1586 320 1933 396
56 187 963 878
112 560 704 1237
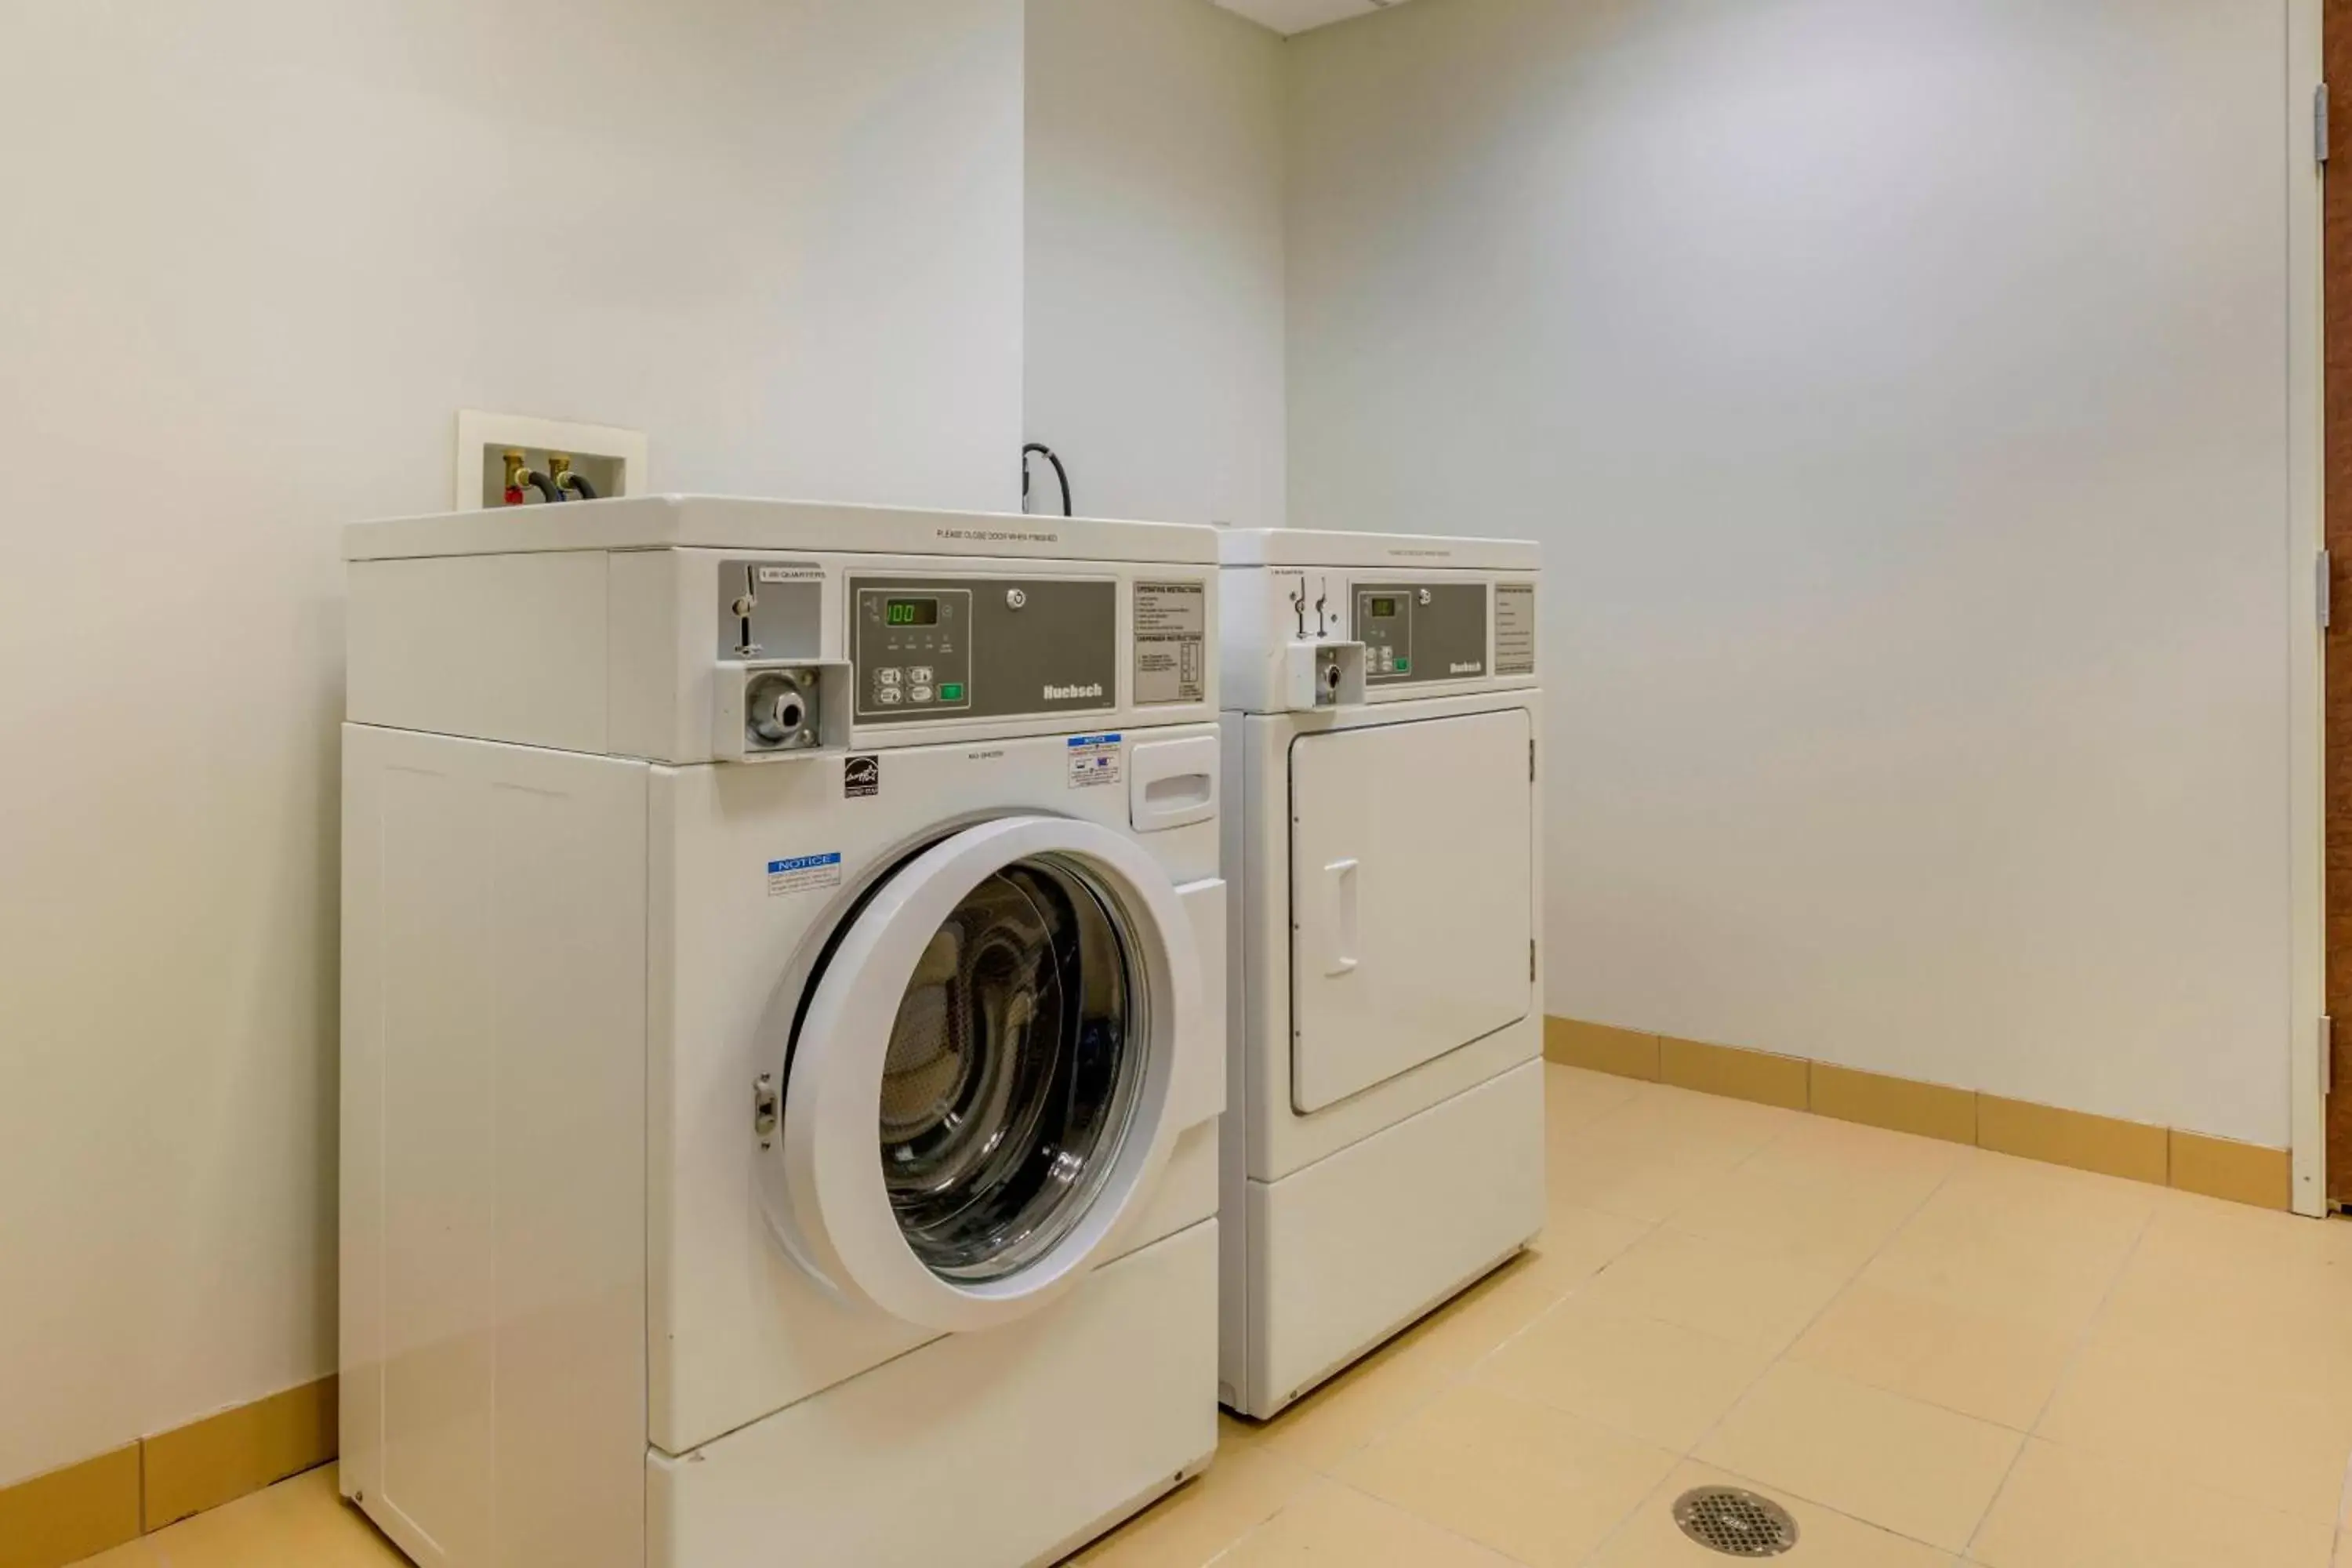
1324 1472 1546 1568
1557 1080 1812 1229
1256 1078 1679 1568
1569 1112 1976 1566
1229 1082 1973 1568
1683 1123 1969 1450
1209 1078 1668 1558
1265 1142 1668 1487
1697 1143 1969 1551
2335 1440 2352 1540
1954 1190 2162 1564
1195 1462 1544 1568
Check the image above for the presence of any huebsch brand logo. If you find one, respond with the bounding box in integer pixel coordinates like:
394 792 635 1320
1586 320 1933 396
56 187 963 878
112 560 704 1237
1044 683 1104 701
1450 661 1484 675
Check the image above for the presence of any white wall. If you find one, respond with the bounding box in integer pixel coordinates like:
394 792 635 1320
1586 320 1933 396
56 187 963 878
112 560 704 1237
1287 0 2297 1146
0 0 1023 1488
1026 0 1288 527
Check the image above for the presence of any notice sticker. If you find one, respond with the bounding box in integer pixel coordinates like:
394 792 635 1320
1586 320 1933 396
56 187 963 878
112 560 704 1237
1066 733 1123 789
768 852 843 898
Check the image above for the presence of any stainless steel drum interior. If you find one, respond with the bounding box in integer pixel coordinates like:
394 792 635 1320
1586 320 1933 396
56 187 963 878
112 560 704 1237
877 851 1151 1284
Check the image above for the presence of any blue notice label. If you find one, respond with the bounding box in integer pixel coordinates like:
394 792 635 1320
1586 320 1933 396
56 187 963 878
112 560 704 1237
767 852 844 897
1065 734 1123 789
768 853 840 874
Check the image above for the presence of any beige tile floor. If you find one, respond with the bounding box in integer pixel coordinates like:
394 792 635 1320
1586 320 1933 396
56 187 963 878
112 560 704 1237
71 1064 2352 1567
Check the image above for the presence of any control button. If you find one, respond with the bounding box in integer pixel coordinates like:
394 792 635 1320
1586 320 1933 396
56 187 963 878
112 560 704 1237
1006 588 1027 610
877 687 904 706
939 682 965 702
909 684 935 704
1418 588 1433 605
877 668 902 688
1394 656 1410 673
909 666 933 684
1379 649 1396 671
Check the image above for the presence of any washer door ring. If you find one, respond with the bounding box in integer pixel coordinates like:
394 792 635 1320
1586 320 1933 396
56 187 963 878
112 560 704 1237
762 815 1201 1334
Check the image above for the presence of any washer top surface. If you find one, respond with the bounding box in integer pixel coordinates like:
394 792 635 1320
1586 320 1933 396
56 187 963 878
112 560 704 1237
345 494 1219 564
1217 528 1539 572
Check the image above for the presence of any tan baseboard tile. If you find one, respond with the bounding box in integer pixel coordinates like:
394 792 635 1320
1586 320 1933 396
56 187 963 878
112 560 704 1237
1976 1094 2168 1185
2169 1129 2291 1210
1809 1062 1977 1145
0 1443 140 1568
1549 1017 2282 1203
1659 1036 1809 1111
1543 1016 1661 1081
142 1375 336 1532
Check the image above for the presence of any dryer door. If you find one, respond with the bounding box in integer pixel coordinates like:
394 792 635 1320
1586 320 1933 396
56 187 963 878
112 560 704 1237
765 815 1208 1334
1289 709 1534 1112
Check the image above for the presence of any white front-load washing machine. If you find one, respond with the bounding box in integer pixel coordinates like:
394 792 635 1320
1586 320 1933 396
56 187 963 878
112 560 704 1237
1215 528 1545 1419
338 496 1227 1567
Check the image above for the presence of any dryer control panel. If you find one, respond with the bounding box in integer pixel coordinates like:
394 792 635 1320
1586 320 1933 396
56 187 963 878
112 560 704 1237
1354 582 1489 686
851 575 1117 724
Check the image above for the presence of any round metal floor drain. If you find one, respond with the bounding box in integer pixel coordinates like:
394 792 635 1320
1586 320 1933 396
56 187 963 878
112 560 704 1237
1671 1486 1798 1558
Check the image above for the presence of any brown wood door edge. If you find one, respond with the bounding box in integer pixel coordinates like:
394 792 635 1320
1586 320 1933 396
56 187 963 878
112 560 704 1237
2324 0 2352 1207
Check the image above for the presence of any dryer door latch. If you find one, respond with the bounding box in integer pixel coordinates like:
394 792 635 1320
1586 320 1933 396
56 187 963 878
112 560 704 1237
754 1073 779 1148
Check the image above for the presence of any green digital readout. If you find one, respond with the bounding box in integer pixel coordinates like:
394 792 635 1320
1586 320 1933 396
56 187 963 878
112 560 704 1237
885 598 938 626
1367 596 1399 618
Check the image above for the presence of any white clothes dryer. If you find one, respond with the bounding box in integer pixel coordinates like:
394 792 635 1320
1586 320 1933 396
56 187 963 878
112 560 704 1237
1215 528 1544 1419
338 496 1227 1568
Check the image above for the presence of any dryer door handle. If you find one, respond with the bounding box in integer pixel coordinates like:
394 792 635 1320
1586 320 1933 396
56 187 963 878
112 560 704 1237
1323 857 1360 976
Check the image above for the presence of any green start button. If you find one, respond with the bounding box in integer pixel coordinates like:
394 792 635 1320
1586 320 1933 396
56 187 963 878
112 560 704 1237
939 682 965 702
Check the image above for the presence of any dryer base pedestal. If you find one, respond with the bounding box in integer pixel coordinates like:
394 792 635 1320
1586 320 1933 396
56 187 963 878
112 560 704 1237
650 1220 1218 1568
1223 1060 1545 1419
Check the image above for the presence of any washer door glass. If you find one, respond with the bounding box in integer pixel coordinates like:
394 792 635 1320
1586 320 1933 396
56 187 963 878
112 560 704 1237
877 853 1146 1284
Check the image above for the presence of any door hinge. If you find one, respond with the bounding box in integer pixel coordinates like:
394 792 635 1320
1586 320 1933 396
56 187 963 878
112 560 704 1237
2325 1016 2336 1097
2320 83 2332 165
2321 549 2333 630
753 1073 779 1148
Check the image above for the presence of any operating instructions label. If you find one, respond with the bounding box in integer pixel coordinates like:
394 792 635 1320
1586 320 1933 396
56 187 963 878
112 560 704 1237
1134 581 1207 705
1494 582 1536 677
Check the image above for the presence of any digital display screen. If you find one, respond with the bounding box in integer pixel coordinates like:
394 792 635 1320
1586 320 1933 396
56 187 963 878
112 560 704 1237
885 598 938 626
1367 597 1399 618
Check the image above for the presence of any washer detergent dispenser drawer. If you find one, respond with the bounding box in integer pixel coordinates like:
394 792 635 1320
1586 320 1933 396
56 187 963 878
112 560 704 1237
1287 709 1534 1112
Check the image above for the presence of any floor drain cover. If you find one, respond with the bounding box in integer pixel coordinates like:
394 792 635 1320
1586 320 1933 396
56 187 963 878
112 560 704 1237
1671 1486 1798 1557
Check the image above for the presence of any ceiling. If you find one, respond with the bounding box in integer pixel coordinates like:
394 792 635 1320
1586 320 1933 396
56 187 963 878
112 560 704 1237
1212 0 1416 38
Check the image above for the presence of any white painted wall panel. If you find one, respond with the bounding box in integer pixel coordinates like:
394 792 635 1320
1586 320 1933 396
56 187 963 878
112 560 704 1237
0 0 1022 1487
1287 0 2295 1145
1027 0 1289 528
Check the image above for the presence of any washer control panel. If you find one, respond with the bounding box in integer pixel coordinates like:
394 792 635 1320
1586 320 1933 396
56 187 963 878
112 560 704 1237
855 585 973 714
851 575 1118 724
1355 582 1489 685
